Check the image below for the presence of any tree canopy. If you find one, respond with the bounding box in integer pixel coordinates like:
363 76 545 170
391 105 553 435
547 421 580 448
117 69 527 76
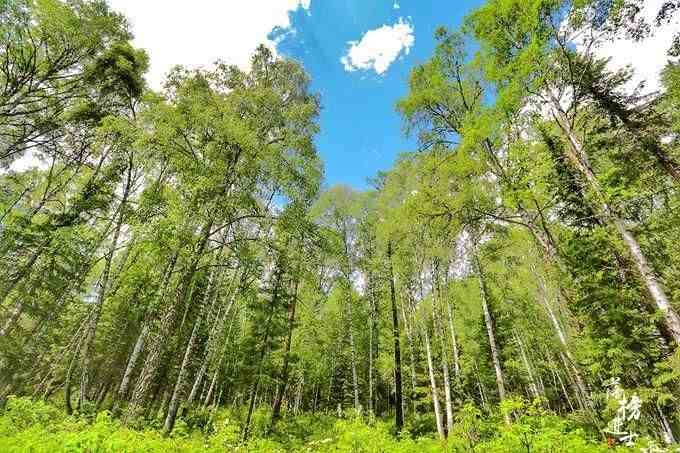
1 0 680 452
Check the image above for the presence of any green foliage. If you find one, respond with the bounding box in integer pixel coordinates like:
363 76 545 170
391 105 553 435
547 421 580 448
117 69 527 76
2 0 680 451
0 397 648 452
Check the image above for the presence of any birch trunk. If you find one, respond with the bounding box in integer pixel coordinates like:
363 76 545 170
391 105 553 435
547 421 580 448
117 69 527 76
188 269 231 408
656 405 677 445
347 293 360 413
472 360 489 411
442 259 460 377
115 325 147 405
476 257 509 423
551 102 680 344
125 219 212 422
532 266 590 407
187 355 207 408
387 241 404 431
163 313 202 434
445 300 460 377
64 332 85 415
554 366 574 412
164 267 217 434
423 323 445 439
436 311 454 435
433 265 453 434
203 370 218 407
514 329 540 399
401 299 418 415
368 292 374 415
201 289 240 409
368 274 377 415
79 161 133 405
114 250 179 415
559 352 587 411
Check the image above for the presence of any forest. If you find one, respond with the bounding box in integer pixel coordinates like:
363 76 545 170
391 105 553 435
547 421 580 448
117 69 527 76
1 0 680 451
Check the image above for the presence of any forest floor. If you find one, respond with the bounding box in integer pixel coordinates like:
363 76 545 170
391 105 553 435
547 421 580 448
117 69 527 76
0 396 647 452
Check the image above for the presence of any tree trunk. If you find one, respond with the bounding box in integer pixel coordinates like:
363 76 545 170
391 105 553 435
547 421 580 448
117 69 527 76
346 291 360 413
581 80 680 183
64 333 84 415
445 299 460 377
441 258 460 378
656 404 677 445
367 274 377 416
515 329 540 399
423 322 445 439
472 360 489 411
243 263 283 441
435 309 454 435
433 263 453 435
115 325 147 406
0 245 44 311
163 267 217 434
401 298 418 415
551 102 680 344
368 297 374 416
476 257 509 424
95 381 110 410
271 278 299 429
79 161 133 406
480 138 561 263
203 370 218 408
125 220 212 423
163 313 201 434
0 299 27 338
387 241 404 432
532 266 590 407
553 364 574 412
188 268 232 409
187 356 207 408
114 250 179 416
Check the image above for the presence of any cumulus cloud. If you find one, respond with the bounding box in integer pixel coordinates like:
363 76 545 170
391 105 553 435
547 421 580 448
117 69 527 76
340 18 414 75
393 1 400 9
106 0 311 88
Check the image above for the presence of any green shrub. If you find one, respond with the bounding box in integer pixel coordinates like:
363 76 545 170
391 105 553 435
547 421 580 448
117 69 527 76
0 397 651 452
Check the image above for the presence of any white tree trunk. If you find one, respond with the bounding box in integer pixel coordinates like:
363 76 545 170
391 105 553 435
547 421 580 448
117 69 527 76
433 270 454 435
401 299 418 414
445 300 461 377
476 259 509 424
551 102 680 343
423 324 446 439
515 329 540 399
532 267 591 407
346 292 360 412
79 163 133 405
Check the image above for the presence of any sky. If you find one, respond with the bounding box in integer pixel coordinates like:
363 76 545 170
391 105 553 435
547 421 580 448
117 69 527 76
107 0 484 189
11 1 679 186
268 0 481 188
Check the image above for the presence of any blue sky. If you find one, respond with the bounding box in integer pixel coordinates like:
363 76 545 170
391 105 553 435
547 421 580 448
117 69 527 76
81 0 675 191
270 1 483 189
10 1 675 177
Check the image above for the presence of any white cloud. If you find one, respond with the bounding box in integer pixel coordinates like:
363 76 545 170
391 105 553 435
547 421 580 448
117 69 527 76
107 0 311 88
585 0 678 93
340 18 414 75
393 1 400 10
